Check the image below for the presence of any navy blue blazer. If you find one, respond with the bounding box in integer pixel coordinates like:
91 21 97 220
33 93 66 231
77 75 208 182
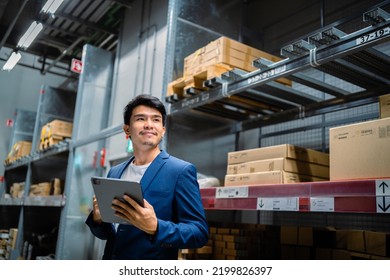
86 150 209 259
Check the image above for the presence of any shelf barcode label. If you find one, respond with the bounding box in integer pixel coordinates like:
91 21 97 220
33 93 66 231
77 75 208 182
216 187 248 198
257 197 299 211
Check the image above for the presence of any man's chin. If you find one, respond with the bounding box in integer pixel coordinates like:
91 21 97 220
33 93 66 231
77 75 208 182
141 141 155 146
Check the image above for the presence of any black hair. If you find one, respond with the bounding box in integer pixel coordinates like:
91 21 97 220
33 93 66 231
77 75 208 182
123 94 167 126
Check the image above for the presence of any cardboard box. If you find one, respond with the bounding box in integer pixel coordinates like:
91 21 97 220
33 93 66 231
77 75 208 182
298 227 313 246
224 170 326 186
347 230 365 253
5 141 32 163
227 157 329 178
10 182 25 198
183 36 291 86
41 119 73 139
329 117 390 180
315 248 332 260
29 182 52 196
365 231 389 257
184 37 282 76
331 249 351 260
380 94 390 119
280 226 298 245
227 144 329 166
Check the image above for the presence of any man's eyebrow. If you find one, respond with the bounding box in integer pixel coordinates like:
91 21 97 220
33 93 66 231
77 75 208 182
132 113 162 118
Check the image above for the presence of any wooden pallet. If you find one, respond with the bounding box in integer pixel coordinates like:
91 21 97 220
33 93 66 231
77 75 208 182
166 62 292 104
39 135 68 150
167 63 233 101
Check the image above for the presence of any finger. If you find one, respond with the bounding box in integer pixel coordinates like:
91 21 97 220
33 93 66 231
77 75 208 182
111 200 129 215
123 195 141 210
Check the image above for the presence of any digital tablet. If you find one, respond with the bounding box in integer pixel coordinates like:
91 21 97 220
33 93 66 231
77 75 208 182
91 176 144 224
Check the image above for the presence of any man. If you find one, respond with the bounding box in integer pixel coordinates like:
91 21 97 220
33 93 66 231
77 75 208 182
86 94 209 259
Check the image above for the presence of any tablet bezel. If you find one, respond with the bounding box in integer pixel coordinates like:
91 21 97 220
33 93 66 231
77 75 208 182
91 176 144 224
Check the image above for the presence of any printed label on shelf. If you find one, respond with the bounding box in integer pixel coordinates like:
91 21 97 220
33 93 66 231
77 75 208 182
376 179 390 196
215 187 248 198
310 197 335 212
256 197 298 211
356 27 390 45
248 65 286 85
376 196 390 213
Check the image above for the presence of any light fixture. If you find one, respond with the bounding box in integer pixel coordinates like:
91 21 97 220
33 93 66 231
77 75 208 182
17 21 43 49
41 0 64 14
2 51 22 71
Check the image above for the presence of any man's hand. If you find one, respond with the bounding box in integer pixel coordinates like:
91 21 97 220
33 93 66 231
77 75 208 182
92 195 103 224
111 195 158 235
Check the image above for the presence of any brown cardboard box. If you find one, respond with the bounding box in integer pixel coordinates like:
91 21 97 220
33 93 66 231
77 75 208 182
298 227 313 246
184 36 282 76
280 226 298 245
365 231 389 257
334 229 349 249
41 119 73 139
51 178 63 195
227 157 329 178
347 230 365 253
224 170 326 186
10 182 25 198
379 94 390 119
227 144 329 166
329 117 390 180
29 182 52 196
315 248 332 260
332 249 351 260
183 36 291 86
5 141 32 163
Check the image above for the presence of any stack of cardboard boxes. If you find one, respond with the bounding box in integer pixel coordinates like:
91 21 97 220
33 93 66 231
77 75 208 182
329 93 390 180
10 182 25 198
28 178 63 197
0 228 18 260
225 144 329 186
39 119 73 150
4 141 32 165
167 36 291 99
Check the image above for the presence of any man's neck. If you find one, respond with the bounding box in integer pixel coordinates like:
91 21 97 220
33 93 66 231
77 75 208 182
132 147 160 166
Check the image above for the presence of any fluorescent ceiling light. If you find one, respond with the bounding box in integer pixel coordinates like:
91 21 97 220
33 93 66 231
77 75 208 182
17 21 43 49
41 0 64 14
2 52 22 71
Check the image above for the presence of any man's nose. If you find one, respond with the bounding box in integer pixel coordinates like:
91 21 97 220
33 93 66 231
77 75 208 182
144 118 153 128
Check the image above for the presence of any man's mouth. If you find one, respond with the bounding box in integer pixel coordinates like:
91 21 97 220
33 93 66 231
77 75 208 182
141 131 156 136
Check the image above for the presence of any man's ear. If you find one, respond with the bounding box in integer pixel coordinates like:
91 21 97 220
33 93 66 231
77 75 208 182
123 124 130 135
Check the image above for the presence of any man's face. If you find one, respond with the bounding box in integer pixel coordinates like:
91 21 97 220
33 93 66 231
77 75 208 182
124 105 165 149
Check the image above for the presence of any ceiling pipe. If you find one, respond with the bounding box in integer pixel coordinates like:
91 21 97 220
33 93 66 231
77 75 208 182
0 0 30 51
55 12 118 35
41 36 85 74
110 0 134 9
0 56 76 79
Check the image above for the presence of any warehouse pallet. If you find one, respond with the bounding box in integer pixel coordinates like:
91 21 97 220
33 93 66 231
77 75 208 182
166 63 233 102
39 135 69 151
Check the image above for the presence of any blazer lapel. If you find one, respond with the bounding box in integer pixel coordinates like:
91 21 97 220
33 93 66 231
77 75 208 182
140 150 169 192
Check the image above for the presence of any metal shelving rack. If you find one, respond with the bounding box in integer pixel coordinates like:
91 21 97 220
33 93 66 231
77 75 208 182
169 7 390 134
201 178 390 232
165 3 390 232
1 86 77 260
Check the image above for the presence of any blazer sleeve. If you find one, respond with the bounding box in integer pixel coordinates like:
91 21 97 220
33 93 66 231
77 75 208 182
153 163 209 249
85 211 116 240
